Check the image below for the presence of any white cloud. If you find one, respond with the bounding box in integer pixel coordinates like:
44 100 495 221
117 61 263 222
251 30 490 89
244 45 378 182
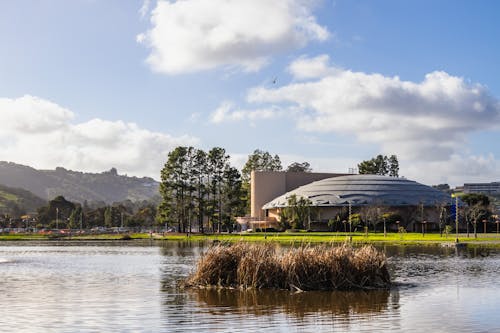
213 54 500 185
210 101 285 124
0 95 198 179
247 55 500 163
139 0 151 19
403 154 500 187
287 54 339 79
138 0 329 74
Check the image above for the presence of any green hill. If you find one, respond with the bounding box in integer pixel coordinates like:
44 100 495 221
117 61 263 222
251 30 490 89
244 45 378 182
0 162 160 205
0 184 47 215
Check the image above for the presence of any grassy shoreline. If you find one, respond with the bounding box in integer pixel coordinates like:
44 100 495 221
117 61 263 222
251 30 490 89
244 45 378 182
1 232 500 247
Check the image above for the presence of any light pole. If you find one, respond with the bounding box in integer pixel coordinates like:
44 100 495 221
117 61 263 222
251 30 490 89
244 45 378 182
451 194 459 243
56 208 59 230
383 216 387 238
348 202 352 233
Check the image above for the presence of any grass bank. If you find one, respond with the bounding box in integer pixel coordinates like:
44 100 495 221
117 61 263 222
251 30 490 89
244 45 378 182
162 231 500 246
1 231 500 246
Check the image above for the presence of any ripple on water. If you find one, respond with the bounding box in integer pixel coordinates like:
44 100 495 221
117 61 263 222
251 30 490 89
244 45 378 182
1 242 500 332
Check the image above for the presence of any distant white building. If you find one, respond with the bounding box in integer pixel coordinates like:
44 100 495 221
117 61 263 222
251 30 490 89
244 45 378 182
463 182 500 195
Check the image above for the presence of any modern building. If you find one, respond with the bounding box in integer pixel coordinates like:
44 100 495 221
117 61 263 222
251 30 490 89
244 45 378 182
237 170 347 230
463 182 500 195
242 172 453 231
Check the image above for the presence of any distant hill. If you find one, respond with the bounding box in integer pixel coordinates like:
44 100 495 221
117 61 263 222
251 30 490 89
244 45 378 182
0 183 47 215
0 162 160 204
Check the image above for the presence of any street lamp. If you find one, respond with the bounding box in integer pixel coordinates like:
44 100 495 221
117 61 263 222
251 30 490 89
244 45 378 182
348 202 352 233
422 220 427 237
451 194 459 242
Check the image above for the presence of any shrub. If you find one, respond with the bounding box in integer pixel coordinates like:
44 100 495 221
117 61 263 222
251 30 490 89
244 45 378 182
184 242 391 291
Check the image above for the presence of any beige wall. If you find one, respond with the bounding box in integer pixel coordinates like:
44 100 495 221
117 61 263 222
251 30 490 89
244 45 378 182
250 171 346 218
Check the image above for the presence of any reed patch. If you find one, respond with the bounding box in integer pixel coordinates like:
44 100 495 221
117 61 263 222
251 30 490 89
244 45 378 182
184 242 391 291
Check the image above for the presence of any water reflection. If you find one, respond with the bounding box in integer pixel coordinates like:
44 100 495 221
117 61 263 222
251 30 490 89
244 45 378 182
188 288 398 318
1 241 500 332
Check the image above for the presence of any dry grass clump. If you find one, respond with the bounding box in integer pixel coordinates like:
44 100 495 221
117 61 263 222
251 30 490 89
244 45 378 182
184 242 390 291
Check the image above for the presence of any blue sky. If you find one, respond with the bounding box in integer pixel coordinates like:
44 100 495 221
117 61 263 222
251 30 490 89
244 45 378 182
1 0 500 186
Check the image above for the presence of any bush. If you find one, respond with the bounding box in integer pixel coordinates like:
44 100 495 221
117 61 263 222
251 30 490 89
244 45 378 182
184 242 391 291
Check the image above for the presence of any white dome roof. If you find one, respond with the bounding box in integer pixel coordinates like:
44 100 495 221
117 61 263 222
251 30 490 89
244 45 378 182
262 174 451 209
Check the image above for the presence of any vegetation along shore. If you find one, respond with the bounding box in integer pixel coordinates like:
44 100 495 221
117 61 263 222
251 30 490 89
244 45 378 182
183 242 391 291
2 231 500 247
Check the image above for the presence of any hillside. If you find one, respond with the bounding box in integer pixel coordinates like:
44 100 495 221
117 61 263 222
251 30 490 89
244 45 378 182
0 162 160 204
0 184 47 215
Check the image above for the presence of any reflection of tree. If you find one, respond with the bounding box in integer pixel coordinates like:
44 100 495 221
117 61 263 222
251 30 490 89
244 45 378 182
188 288 395 319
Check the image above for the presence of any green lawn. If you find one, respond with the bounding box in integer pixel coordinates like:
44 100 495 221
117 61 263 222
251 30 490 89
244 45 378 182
158 231 500 246
1 231 499 246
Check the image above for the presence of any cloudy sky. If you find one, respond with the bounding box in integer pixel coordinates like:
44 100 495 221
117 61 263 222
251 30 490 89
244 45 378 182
1 0 500 186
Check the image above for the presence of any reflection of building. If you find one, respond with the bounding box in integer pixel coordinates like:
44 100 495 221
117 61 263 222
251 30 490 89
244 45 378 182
244 173 452 231
463 182 500 195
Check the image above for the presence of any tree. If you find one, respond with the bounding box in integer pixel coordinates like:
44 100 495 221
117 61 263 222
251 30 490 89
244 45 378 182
358 154 399 177
220 166 245 232
359 205 382 232
242 149 282 182
241 149 282 213
286 162 312 172
104 206 113 228
69 206 83 229
284 194 312 230
467 203 491 238
388 155 399 177
461 193 490 206
433 184 451 192
193 149 207 233
158 146 192 233
37 195 75 228
435 201 449 236
157 146 244 234
207 147 230 233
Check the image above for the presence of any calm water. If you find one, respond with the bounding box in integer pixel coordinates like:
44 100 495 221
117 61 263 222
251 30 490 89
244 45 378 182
0 241 499 332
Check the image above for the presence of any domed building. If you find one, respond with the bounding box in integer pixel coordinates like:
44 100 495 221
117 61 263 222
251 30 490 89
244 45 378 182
252 173 452 231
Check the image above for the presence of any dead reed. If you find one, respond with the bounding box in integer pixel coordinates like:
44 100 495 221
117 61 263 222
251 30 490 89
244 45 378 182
184 242 391 291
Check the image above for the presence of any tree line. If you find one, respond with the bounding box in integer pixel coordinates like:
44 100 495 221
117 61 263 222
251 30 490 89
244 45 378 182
157 146 245 233
0 195 159 230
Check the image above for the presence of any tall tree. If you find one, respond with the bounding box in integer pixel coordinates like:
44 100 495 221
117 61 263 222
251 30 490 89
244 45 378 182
193 149 207 233
286 161 312 172
158 146 191 232
37 195 75 228
158 146 243 234
241 149 282 213
68 206 83 229
284 194 312 230
241 149 282 182
221 166 245 232
358 154 398 177
388 155 399 177
104 206 113 228
207 147 230 233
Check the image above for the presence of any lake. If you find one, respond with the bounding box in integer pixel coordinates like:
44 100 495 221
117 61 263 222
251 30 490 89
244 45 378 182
0 241 499 332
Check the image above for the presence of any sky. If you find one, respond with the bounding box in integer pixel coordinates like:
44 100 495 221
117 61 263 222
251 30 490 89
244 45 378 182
1 0 500 186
